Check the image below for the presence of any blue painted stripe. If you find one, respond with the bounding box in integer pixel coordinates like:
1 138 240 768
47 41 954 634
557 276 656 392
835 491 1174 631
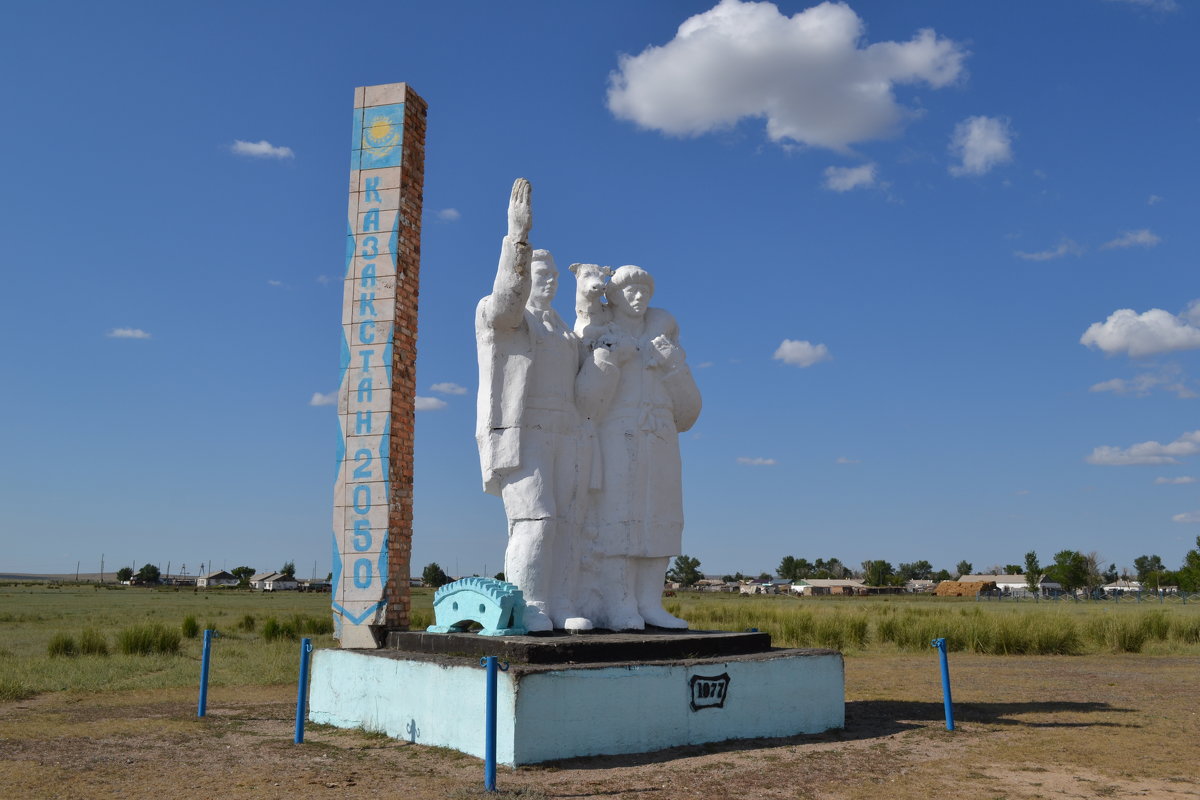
334 415 346 485
382 332 394 386
351 107 363 150
376 531 389 599
388 212 399 262
378 414 391 483
333 599 383 626
330 533 342 595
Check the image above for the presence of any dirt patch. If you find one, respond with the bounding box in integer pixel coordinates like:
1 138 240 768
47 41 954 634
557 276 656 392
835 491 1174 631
0 655 1196 799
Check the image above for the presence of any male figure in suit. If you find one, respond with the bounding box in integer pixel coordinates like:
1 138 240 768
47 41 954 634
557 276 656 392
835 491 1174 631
475 179 590 631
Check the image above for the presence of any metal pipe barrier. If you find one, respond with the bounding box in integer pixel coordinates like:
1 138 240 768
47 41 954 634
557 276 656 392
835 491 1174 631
197 629 217 717
930 637 954 731
481 655 509 791
294 638 313 743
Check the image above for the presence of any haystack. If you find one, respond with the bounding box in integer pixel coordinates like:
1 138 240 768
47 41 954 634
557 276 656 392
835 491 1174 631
935 580 995 597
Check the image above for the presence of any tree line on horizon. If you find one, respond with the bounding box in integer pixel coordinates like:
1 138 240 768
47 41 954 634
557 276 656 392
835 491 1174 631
662 537 1200 593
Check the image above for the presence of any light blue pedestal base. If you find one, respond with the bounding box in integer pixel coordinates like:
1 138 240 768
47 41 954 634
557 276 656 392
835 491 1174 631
308 647 844 766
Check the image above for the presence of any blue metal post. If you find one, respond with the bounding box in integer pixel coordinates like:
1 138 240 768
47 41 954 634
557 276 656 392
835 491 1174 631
931 638 954 731
294 638 313 743
483 656 498 791
481 656 509 791
197 629 214 717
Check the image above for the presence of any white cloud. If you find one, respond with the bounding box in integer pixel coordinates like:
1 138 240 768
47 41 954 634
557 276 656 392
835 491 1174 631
316 275 331 285
835 456 860 464
696 361 714 369
1185 300 1200 327
737 456 777 466
430 382 468 395
1155 476 1196 485
773 339 832 367
1148 194 1163 205
107 328 151 339
948 115 1014 176
309 391 337 407
1089 378 1129 394
606 0 966 152
1015 489 1031 496
823 163 876 192
1107 0 1179 12
1172 511 1200 524
415 396 447 411
1014 238 1082 261
1101 229 1161 250
1086 430 1200 466
230 139 295 159
267 279 285 287
1081 307 1200 357
436 208 461 222
1088 368 1195 398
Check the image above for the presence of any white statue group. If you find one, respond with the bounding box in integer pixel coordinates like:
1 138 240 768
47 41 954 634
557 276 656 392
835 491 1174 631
476 178 702 632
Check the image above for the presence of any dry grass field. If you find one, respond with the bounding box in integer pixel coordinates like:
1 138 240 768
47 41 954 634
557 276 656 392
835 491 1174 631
1 585 1198 799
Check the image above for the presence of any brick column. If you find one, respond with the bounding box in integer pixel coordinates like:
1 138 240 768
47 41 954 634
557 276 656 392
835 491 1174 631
333 83 426 648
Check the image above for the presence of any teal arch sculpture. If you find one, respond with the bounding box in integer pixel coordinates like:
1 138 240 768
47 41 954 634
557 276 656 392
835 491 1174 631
427 577 528 636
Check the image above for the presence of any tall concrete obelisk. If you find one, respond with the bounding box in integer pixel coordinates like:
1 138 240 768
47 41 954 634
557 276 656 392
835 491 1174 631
333 83 427 648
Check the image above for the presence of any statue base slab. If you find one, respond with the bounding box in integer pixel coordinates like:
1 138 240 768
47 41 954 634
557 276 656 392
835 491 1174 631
308 631 844 766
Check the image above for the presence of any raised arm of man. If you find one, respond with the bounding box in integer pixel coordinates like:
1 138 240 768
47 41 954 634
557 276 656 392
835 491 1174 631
479 177 533 332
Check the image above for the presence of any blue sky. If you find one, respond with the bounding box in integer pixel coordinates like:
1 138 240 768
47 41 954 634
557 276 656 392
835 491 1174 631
2 0 1197 579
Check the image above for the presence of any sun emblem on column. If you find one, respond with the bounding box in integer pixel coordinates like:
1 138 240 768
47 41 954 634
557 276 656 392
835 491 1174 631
364 112 401 158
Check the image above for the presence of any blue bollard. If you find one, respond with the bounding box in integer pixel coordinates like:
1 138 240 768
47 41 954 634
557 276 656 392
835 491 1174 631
481 656 509 791
197 629 215 717
930 638 954 731
294 638 313 743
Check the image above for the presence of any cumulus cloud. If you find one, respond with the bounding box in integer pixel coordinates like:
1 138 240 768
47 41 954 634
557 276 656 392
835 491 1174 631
309 391 337 407
1101 229 1161 250
436 208 461 222
1086 430 1200 466
737 457 777 466
415 396 447 411
231 140 295 159
1148 194 1162 205
606 0 966 152
823 163 876 192
1013 238 1082 261
107 328 151 339
835 456 860 464
1172 511 1200 523
948 116 1014 176
430 382 467 395
773 339 832 367
1081 306 1200 357
267 279 285 288
1155 476 1196 485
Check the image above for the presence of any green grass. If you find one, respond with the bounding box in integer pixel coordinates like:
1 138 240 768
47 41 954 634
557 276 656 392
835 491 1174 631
7 585 1195 703
117 623 181 655
0 584 365 700
667 592 1200 655
78 628 109 656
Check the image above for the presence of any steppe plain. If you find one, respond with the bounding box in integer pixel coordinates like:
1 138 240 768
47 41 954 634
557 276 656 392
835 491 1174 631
1 584 1197 799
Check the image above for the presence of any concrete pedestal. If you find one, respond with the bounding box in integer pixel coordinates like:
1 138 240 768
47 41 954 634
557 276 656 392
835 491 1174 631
307 631 844 765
